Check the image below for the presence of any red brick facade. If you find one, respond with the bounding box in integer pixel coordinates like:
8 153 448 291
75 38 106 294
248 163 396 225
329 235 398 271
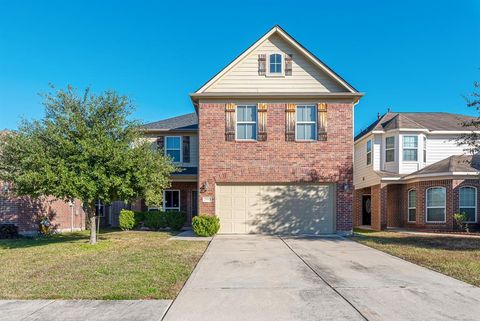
198 102 354 232
354 179 480 231
0 194 85 234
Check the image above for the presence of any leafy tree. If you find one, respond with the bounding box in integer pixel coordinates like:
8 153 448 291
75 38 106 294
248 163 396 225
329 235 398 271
458 81 480 154
0 86 177 244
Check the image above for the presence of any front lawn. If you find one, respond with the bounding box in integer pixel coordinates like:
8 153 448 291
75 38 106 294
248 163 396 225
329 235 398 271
0 229 208 300
352 229 480 287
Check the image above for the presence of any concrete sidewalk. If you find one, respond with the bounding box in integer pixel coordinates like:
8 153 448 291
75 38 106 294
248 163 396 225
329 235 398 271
0 300 171 321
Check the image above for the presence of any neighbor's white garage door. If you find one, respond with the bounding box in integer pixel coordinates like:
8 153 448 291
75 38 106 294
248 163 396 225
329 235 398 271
215 184 335 234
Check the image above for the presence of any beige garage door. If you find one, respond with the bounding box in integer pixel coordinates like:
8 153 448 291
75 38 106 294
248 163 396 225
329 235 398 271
215 184 335 234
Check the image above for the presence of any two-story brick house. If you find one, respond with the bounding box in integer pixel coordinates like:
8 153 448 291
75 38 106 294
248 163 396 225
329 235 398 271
140 25 363 234
353 112 480 231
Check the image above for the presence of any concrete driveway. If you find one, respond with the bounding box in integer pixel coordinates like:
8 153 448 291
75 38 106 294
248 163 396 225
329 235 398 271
163 235 480 321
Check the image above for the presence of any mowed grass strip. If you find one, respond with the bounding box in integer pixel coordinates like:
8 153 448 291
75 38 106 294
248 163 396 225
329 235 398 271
352 229 480 287
0 229 208 299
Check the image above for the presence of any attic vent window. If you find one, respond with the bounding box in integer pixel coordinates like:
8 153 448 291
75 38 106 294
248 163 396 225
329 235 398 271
268 53 283 75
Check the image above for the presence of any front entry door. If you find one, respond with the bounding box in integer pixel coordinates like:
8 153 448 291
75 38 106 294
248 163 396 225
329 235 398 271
362 195 372 225
192 191 198 217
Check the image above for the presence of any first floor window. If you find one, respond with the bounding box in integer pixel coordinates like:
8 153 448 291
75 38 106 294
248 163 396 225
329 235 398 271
166 136 182 162
426 187 446 222
408 189 416 222
385 136 395 162
95 200 105 217
403 136 418 161
164 190 180 211
296 105 317 140
366 140 372 165
459 186 477 222
236 105 257 140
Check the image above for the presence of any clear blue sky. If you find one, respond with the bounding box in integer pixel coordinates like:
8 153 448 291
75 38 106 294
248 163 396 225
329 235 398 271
0 0 479 134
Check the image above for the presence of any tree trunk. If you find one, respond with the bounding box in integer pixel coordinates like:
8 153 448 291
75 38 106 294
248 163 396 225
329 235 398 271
87 202 97 245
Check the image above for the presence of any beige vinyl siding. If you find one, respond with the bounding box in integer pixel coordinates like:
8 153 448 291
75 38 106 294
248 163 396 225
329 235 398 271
354 134 381 189
145 133 199 167
206 34 345 93
426 134 467 166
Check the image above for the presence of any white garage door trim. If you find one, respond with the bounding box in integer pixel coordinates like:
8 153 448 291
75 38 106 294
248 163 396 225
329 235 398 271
215 183 336 235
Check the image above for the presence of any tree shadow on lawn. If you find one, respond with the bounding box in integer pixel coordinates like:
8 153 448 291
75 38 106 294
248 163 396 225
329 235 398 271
352 232 480 252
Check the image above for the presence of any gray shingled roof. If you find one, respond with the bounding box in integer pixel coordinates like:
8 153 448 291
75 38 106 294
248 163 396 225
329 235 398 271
407 155 480 176
141 113 198 131
355 112 477 141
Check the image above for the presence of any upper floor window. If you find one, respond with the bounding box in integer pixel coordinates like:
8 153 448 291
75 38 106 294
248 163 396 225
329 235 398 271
166 136 182 162
236 105 257 140
423 136 427 163
459 186 477 223
268 53 283 75
296 105 316 141
403 136 418 161
426 187 446 223
366 140 372 165
385 137 395 163
407 189 416 222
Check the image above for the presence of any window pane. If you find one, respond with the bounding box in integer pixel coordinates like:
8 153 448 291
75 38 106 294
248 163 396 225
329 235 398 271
427 208 445 222
297 124 305 140
386 137 395 149
427 188 445 207
408 190 416 207
165 191 172 208
408 209 416 222
171 191 179 208
403 149 417 161
167 150 181 162
237 106 245 121
460 187 476 207
166 137 180 149
245 106 257 121
245 123 256 140
367 153 372 165
305 124 315 140
304 106 315 121
460 208 476 222
366 140 372 153
297 106 305 121
386 149 394 162
403 136 418 148
237 124 246 139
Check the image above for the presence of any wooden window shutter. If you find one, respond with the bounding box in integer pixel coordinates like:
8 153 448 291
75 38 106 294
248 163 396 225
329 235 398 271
258 54 266 76
257 103 267 141
182 136 190 163
285 54 293 76
156 136 165 151
317 103 327 141
285 103 296 141
225 103 236 141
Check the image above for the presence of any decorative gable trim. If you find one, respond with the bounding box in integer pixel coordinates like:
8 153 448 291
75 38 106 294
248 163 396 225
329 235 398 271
194 25 358 94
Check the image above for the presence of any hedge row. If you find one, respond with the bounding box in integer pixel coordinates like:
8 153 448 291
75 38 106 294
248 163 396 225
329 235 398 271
119 209 186 231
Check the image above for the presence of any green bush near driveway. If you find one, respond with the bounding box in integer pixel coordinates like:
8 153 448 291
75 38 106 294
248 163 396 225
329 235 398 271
192 215 220 237
119 209 135 230
166 211 186 230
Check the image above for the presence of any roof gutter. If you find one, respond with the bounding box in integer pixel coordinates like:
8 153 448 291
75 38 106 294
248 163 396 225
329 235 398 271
190 92 364 103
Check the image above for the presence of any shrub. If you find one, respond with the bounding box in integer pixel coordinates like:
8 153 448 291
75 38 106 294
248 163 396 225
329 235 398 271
133 211 145 227
0 224 19 239
166 211 186 230
453 212 470 232
119 209 135 230
144 211 168 229
192 215 220 237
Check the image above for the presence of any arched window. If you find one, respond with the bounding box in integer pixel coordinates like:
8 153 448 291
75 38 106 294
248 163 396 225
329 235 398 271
459 186 477 223
269 53 283 74
407 189 416 222
426 187 446 223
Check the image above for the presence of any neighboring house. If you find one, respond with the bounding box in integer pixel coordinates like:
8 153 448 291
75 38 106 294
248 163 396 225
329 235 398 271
137 25 363 234
353 112 480 231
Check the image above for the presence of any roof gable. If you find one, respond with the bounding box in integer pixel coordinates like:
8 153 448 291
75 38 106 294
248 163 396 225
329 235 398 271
195 25 358 94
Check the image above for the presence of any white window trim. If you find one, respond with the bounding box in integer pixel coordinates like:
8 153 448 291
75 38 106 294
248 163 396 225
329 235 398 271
426 187 446 223
407 189 416 223
165 136 182 163
366 139 372 165
459 186 477 223
266 52 285 77
163 189 181 212
235 105 258 141
403 135 418 162
295 105 317 141
423 136 427 163
385 136 395 163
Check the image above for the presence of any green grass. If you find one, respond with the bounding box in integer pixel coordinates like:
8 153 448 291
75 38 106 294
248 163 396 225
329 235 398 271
352 229 480 286
0 229 208 300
